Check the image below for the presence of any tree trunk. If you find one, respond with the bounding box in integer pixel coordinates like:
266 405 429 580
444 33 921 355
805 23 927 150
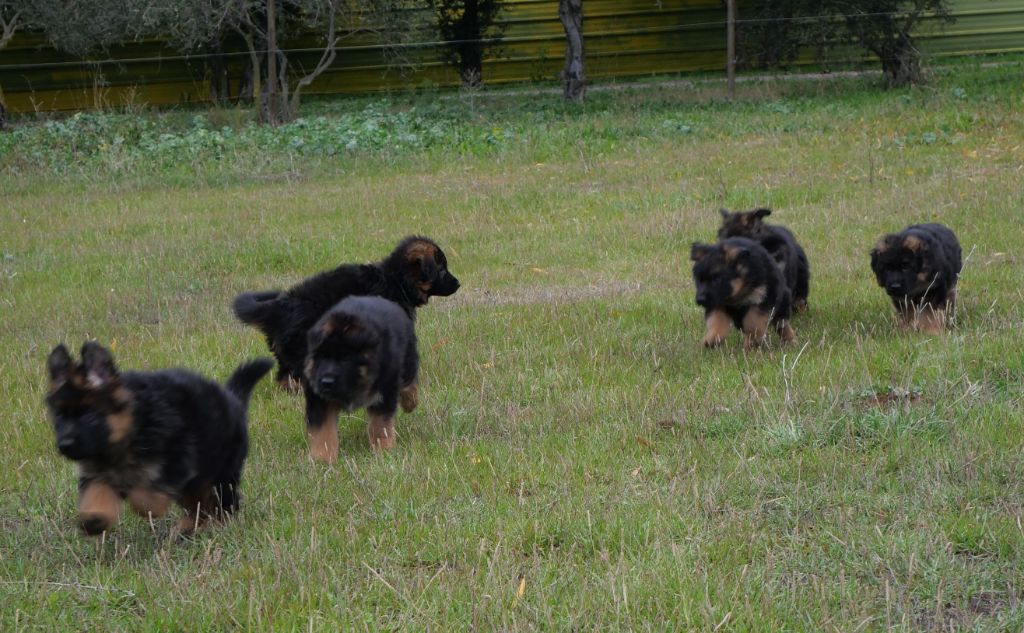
880 34 922 87
238 56 254 103
237 31 262 105
725 0 736 100
264 0 279 124
457 43 483 88
0 11 20 50
458 0 484 88
558 0 585 102
459 62 482 88
207 38 230 105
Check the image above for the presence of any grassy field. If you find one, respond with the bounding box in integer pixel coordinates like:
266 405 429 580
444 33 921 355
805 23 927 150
2 61 1023 630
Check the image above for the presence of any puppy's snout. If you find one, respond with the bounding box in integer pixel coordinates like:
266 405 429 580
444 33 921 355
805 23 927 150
695 291 709 305
319 375 336 389
57 437 75 451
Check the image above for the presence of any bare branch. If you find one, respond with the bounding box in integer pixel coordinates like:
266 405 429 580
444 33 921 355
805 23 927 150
0 10 21 50
287 0 340 116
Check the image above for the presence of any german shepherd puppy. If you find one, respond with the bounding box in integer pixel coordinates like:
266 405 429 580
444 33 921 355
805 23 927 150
45 342 272 536
870 223 962 334
233 236 458 390
303 296 419 463
691 238 796 350
717 207 811 312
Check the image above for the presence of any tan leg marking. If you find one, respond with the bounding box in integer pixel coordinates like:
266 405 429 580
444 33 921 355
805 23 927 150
399 381 419 413
78 481 122 535
792 299 808 313
702 309 732 348
177 487 218 535
127 488 172 519
308 404 340 464
368 412 397 452
741 308 771 351
777 321 797 345
915 305 946 335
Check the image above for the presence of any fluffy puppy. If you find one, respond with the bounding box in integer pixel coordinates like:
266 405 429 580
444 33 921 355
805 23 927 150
303 296 419 464
691 237 796 350
45 342 272 536
870 223 962 334
233 236 458 390
717 207 811 312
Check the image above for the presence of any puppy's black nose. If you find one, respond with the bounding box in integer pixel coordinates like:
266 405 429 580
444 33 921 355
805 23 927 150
696 292 708 305
319 376 336 389
57 437 75 452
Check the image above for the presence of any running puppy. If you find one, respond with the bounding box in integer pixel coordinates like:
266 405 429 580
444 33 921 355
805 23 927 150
233 236 458 390
45 342 272 536
303 296 419 464
870 223 961 334
691 237 796 350
717 207 811 312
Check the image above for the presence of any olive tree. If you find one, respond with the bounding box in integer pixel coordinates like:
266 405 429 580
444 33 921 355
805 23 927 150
830 0 953 87
737 0 954 87
143 0 413 122
426 0 504 88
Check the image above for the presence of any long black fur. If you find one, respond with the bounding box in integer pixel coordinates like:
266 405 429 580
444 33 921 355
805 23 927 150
691 237 794 347
870 223 961 313
233 236 457 386
304 296 419 454
45 342 272 535
718 207 810 310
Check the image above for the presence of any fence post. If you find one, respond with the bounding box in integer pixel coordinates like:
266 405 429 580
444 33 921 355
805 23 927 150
726 0 736 100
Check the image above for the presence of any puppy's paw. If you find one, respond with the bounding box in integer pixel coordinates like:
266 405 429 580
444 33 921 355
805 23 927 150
399 383 418 413
702 333 725 348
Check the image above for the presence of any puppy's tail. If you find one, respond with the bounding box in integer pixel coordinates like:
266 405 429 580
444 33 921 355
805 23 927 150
225 358 274 408
232 290 283 328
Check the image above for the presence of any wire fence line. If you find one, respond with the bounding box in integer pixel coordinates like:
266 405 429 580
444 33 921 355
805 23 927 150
0 9 955 72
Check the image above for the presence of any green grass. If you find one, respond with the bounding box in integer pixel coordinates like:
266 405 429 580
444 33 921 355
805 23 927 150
2 60 1024 630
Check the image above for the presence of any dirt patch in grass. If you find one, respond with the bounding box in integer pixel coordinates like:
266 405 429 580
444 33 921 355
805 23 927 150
861 387 924 408
913 590 1017 631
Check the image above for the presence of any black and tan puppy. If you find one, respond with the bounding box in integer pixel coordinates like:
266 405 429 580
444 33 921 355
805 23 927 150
717 207 811 312
691 238 796 350
870 223 961 334
233 236 458 390
303 296 418 464
45 342 272 536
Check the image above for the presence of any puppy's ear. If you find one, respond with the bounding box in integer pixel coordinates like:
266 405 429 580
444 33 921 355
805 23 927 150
752 208 772 220
719 208 730 219
80 341 118 388
903 234 926 252
690 242 711 262
402 239 441 282
47 344 73 387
